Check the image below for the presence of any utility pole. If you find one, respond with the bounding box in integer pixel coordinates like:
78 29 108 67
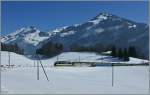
37 55 49 81
39 60 49 81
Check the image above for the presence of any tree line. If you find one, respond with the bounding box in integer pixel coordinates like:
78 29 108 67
70 43 107 53
36 41 63 57
70 44 138 61
1 43 24 54
1 41 138 61
111 46 137 61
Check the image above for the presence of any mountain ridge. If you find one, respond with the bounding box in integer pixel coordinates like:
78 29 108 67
1 12 149 59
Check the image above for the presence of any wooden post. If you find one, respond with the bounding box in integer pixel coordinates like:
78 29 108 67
37 61 39 80
78 56 81 66
102 56 104 63
57 55 59 61
8 52 10 68
112 63 114 86
34 60 35 67
79 56 80 62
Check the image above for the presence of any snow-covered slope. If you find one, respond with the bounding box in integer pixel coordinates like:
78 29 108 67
1 51 149 94
1 51 148 68
1 51 34 67
2 66 149 94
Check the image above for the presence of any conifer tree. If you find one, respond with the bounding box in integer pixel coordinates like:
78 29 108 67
128 46 137 57
118 48 123 59
123 48 129 61
111 46 117 57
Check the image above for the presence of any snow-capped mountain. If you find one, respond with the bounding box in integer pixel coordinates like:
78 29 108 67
40 13 149 59
1 26 50 54
1 12 149 59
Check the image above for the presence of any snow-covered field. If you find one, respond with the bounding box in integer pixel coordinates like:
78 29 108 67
1 51 149 94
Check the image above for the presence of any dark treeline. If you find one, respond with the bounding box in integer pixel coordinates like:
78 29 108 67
36 41 63 57
70 46 101 53
1 43 24 54
70 44 107 53
35 40 138 60
111 46 137 61
70 44 138 61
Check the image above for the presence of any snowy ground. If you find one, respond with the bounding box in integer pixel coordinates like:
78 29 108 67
1 51 149 94
1 51 148 67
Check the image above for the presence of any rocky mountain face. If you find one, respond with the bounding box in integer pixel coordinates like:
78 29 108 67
1 26 50 54
1 12 149 59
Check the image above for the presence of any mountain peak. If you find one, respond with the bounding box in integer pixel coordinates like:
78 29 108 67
88 12 123 25
96 12 112 17
94 12 113 19
10 26 40 36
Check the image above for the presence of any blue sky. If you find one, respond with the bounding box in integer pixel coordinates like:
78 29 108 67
1 1 148 36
